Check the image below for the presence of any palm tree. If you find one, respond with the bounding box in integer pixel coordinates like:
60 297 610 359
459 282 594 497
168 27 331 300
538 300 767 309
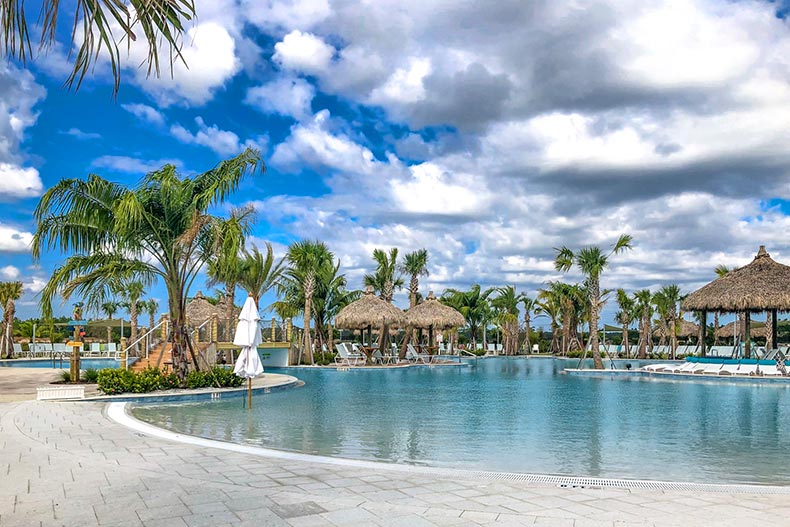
311 261 359 355
441 285 494 352
207 218 247 339
33 149 261 378
237 243 285 309
491 286 521 355
655 284 682 359
398 249 429 357
555 234 632 369
144 297 159 332
2 0 196 95
400 249 429 308
364 248 404 302
0 281 22 358
634 289 654 359
100 300 119 343
520 295 536 353
282 240 334 364
121 281 146 348
614 289 636 357
535 290 562 354
713 265 737 345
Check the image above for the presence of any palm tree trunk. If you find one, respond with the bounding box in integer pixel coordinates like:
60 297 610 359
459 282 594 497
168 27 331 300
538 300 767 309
524 314 531 353
303 294 314 365
589 281 603 369
226 283 235 342
638 314 647 359
670 313 677 359
713 312 720 345
622 323 629 357
130 301 138 350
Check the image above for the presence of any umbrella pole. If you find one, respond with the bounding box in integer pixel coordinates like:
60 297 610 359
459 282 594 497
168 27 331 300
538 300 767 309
248 378 252 409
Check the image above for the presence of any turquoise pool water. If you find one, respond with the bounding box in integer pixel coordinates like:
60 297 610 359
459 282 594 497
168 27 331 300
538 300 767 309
0 358 136 369
132 358 790 485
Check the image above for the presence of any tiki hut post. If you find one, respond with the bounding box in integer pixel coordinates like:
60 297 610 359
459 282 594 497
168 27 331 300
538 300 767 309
744 312 751 359
700 310 707 357
404 292 465 356
771 309 778 351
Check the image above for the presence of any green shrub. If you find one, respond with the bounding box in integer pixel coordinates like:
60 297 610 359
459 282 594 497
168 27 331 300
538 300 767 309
129 367 165 393
97 368 134 395
59 370 71 383
160 372 180 390
314 352 334 366
83 368 99 383
184 370 208 389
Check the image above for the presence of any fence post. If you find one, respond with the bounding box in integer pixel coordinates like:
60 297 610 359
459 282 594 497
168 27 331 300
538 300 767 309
286 318 292 342
211 314 218 344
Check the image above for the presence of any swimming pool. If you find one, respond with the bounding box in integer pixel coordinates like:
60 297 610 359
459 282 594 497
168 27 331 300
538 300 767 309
0 358 137 369
132 357 790 485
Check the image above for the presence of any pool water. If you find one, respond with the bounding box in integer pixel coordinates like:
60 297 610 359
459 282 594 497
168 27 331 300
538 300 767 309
132 358 790 485
0 358 136 369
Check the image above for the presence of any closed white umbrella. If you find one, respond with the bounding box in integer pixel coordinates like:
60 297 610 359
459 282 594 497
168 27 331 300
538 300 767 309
233 295 263 408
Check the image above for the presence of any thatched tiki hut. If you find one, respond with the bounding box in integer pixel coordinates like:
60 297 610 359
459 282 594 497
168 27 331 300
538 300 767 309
715 320 769 340
335 287 406 363
405 292 465 353
682 246 790 357
653 319 701 341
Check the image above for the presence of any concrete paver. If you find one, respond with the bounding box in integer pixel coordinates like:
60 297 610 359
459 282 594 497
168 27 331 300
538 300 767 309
1 400 788 526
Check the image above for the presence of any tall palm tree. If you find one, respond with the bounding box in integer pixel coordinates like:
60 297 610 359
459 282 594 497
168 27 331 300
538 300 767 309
400 249 429 308
555 234 633 369
634 289 654 359
441 285 494 352
122 281 146 347
364 248 404 302
237 243 285 309
144 297 159 332
614 288 636 357
282 240 334 364
520 295 536 353
0 281 22 358
311 261 359 355
100 300 119 343
491 286 521 355
206 215 250 338
655 284 682 359
2 0 196 95
535 290 562 354
713 265 737 346
33 149 261 378
397 248 429 358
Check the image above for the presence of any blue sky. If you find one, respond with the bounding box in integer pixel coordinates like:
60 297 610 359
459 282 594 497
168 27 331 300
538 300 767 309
2 0 790 327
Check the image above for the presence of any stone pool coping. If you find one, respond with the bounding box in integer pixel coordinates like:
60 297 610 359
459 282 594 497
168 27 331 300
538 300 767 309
111 401 790 495
565 368 790 385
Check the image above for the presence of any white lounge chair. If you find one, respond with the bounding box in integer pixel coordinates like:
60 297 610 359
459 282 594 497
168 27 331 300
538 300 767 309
718 362 740 375
738 363 759 375
105 343 117 357
701 363 723 374
335 343 363 366
758 364 784 377
89 343 102 357
406 344 431 364
12 343 22 357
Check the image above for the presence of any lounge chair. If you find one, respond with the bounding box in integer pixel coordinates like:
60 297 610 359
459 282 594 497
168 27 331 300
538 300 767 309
105 343 117 357
335 343 363 366
701 362 724 374
12 343 22 357
718 360 740 375
757 360 785 376
89 343 102 357
406 344 431 364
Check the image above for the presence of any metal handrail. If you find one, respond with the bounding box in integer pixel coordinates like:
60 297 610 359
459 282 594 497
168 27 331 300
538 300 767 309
118 319 169 361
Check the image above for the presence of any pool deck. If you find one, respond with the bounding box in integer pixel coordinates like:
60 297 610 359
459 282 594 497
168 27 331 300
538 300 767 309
3 399 789 526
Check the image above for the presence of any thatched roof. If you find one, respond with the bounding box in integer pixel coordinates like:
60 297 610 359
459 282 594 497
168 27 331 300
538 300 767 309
405 292 465 329
682 246 790 312
653 319 700 338
334 286 406 329
186 291 237 325
715 319 769 339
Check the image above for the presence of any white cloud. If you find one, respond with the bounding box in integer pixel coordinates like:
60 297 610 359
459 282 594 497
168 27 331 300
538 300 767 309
60 128 101 140
244 0 331 31
273 30 335 74
121 103 165 126
128 22 240 106
369 57 431 105
245 76 315 120
92 156 182 174
0 225 33 252
0 265 20 279
0 163 44 199
170 117 247 157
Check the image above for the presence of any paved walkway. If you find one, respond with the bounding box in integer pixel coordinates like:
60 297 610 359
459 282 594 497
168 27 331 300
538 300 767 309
0 369 61 402
1 401 788 527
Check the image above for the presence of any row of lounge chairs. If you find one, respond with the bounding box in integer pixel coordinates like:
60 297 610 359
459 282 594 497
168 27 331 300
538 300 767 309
16 342 118 358
643 357 788 377
334 343 434 366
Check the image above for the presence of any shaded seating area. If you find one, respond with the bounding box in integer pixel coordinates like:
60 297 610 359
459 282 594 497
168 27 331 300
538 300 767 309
683 246 790 359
